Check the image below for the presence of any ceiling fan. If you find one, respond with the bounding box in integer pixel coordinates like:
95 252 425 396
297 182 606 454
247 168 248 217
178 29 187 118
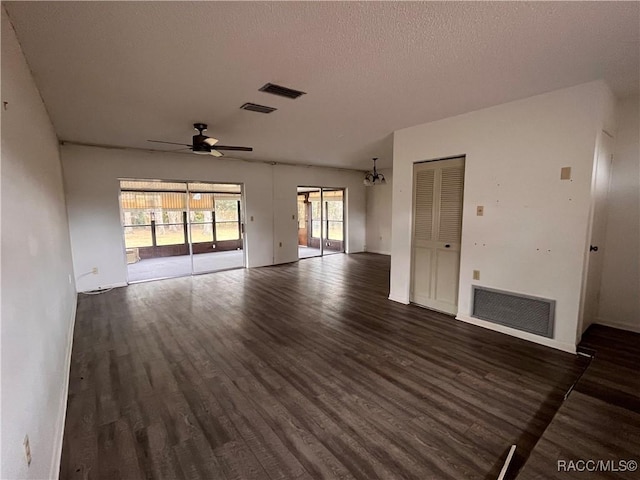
148 123 253 157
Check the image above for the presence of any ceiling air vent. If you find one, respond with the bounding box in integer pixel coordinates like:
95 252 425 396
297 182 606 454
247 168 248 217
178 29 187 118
240 102 277 114
259 83 306 99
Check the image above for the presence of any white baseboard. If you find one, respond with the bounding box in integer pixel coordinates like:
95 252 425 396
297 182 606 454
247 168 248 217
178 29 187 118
365 249 391 256
49 293 77 480
456 314 577 354
79 281 127 293
388 293 410 305
594 318 640 334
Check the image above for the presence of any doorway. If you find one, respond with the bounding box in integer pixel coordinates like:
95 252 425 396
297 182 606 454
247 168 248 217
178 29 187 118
410 157 465 315
119 180 245 283
579 131 614 335
297 187 345 259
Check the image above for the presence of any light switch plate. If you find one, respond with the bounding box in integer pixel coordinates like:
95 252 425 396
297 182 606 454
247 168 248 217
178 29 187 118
560 167 571 180
477 206 484 216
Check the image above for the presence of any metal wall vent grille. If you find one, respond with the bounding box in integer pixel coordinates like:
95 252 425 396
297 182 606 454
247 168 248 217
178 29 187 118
259 83 306 99
471 286 555 338
240 103 277 114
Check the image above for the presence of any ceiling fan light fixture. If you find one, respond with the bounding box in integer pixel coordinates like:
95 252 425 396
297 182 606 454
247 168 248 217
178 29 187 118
148 122 252 157
364 158 386 186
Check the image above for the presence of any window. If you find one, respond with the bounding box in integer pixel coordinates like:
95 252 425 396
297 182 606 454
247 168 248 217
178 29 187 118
326 200 344 241
123 226 153 248
120 191 187 248
120 184 243 248
155 210 185 246
189 192 215 243
311 199 322 238
297 197 306 229
189 209 214 243
214 195 241 241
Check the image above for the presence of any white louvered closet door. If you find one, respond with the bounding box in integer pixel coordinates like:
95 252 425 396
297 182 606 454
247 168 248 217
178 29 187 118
411 157 465 315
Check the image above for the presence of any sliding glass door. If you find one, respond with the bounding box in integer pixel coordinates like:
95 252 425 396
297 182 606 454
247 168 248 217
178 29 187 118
188 183 244 274
322 188 345 256
119 180 244 283
297 186 345 259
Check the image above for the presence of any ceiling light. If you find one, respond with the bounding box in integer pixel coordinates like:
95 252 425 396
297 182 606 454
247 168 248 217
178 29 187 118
364 158 386 186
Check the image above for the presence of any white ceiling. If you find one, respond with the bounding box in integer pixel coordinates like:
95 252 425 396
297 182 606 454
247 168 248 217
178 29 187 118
4 1 639 170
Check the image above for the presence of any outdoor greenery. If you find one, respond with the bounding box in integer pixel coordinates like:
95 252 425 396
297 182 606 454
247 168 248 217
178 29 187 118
122 192 344 248
124 222 240 248
311 200 344 240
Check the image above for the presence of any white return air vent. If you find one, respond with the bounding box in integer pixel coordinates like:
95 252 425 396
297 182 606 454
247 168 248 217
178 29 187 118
471 286 555 338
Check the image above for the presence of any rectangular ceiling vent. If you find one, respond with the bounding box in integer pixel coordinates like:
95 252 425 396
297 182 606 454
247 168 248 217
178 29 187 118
240 103 277 114
471 286 555 338
259 83 306 99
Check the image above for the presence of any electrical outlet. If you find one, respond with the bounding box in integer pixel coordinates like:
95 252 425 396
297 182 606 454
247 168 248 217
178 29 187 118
476 206 484 216
92 267 98 274
24 435 31 466
560 167 571 180
473 270 480 280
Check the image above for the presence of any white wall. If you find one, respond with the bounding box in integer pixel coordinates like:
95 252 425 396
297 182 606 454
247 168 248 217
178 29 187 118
365 169 393 255
598 95 640 332
1 9 77 479
391 81 614 353
61 145 366 291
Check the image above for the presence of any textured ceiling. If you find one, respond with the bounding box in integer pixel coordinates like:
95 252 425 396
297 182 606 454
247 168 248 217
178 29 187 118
4 1 639 170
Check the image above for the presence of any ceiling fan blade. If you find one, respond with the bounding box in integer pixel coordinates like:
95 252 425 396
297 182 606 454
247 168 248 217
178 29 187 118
213 145 253 152
147 139 192 147
203 137 219 147
209 149 224 157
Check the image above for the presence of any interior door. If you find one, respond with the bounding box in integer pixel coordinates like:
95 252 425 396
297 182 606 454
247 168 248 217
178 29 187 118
580 132 614 334
411 157 465 315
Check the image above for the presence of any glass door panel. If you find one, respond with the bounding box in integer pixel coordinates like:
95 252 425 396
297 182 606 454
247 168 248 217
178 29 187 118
189 186 245 274
120 180 245 282
322 189 344 255
119 185 190 282
296 186 345 259
297 187 323 258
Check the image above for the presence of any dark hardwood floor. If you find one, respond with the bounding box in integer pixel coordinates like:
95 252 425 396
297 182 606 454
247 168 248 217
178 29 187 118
518 325 640 479
60 253 590 480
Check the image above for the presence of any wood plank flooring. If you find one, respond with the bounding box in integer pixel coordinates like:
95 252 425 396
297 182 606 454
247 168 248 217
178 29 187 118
60 253 588 480
517 325 640 480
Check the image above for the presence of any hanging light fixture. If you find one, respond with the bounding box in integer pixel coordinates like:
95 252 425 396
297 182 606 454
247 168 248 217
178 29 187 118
364 158 386 186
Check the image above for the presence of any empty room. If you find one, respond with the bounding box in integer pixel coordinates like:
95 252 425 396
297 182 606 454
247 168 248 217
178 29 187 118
1 2 639 480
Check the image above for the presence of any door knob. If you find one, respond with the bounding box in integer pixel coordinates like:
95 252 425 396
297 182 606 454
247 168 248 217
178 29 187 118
590 245 598 252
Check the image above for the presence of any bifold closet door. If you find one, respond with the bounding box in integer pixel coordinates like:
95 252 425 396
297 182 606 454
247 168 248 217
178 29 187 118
411 157 465 315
